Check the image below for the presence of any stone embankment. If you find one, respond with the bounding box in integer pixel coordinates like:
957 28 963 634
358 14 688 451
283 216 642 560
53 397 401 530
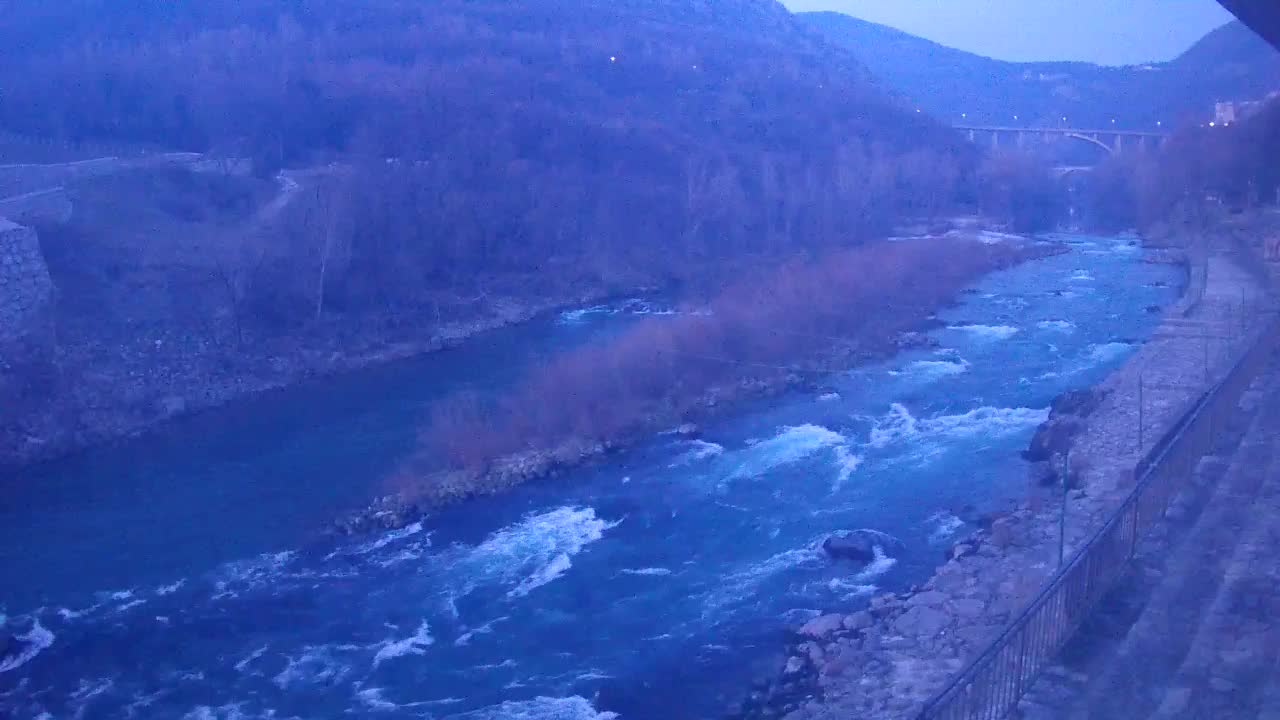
0 218 55 410
737 230 1273 720
0 219 53 347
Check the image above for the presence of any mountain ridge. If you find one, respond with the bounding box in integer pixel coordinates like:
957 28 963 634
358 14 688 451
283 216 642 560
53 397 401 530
801 12 1280 129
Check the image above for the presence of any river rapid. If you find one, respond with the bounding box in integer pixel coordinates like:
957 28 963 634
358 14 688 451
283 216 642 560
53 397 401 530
0 233 1180 720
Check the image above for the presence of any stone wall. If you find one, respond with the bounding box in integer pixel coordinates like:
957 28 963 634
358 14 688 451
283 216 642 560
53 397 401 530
0 218 53 351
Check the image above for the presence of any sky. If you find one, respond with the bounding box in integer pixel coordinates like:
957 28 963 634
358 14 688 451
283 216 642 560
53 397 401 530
779 0 1236 65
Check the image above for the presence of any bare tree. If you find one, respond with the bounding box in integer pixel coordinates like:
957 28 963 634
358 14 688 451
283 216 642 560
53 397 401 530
294 181 352 322
212 230 268 347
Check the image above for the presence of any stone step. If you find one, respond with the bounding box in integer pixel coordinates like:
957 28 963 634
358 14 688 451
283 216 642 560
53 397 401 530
1149 409 1280 720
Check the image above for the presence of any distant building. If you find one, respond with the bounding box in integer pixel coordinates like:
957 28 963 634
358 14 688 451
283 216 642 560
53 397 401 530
1215 92 1279 125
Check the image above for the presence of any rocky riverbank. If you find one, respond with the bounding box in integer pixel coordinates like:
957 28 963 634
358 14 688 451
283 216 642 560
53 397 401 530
732 230 1272 720
0 286 627 471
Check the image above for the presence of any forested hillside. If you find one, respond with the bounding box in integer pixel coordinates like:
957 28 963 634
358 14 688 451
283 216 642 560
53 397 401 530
0 0 988 465
0 0 977 317
803 13 1279 129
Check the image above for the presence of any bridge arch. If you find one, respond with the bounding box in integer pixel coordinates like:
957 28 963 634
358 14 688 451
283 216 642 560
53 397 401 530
1062 132 1115 156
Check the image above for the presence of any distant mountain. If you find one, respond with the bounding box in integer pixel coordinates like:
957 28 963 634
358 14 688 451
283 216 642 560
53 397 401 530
801 12 1280 130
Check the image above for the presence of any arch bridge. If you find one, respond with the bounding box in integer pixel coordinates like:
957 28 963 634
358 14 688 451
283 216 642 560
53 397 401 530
955 125 1170 155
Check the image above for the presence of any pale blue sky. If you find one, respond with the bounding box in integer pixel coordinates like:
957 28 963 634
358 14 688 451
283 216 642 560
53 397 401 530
780 0 1236 65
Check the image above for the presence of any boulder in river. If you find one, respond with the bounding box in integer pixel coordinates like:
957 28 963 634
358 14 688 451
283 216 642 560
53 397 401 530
822 531 875 563
821 529 897 563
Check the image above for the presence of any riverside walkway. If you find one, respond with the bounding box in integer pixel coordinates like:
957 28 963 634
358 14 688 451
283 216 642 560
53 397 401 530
763 225 1278 720
1011 218 1280 719
1017 356 1280 720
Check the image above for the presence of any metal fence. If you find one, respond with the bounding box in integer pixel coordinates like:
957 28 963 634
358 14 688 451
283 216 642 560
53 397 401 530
914 308 1280 720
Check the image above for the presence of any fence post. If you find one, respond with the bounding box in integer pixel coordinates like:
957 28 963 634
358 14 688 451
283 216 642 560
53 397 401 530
1128 495 1140 559
1059 451 1069 568
1138 374 1144 452
1204 332 1210 385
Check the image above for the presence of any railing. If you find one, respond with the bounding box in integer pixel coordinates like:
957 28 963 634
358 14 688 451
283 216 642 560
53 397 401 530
915 309 1280 720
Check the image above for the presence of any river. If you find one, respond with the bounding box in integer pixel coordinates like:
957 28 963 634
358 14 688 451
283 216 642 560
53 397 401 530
0 233 1180 720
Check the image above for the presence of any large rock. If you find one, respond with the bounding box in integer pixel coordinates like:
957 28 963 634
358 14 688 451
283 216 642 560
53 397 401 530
1023 416 1083 463
895 605 950 637
1024 388 1110 463
1050 388 1108 418
822 529 895 563
798 613 845 640
843 611 874 632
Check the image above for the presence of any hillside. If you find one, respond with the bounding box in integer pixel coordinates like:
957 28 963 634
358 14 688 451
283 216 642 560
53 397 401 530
0 0 973 297
0 0 981 466
802 13 1280 129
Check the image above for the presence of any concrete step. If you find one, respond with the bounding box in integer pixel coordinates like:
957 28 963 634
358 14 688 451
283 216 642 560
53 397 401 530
1149 408 1280 720
1065 434 1274 720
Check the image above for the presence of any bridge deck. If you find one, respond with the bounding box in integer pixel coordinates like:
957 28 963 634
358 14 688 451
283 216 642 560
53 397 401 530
955 125 1169 137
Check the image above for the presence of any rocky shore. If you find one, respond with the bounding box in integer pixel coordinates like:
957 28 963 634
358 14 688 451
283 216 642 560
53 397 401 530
733 231 1271 720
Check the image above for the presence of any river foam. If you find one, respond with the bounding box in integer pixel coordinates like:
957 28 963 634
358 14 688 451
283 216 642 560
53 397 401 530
946 324 1020 341
727 424 845 480
1037 319 1076 333
669 439 724 467
831 445 865 493
447 507 619 601
866 403 1048 456
558 299 677 325
448 696 619 720
0 619 54 673
372 621 434 667
899 357 970 381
